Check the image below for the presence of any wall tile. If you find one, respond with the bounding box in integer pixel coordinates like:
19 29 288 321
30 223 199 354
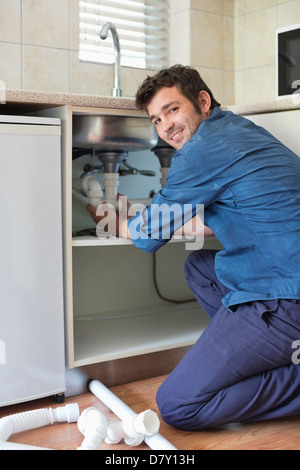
169 9 191 66
70 0 79 51
23 45 69 92
224 70 235 104
170 0 190 14
243 65 275 103
224 16 235 71
197 67 225 105
70 50 111 96
0 42 22 89
191 11 224 69
190 0 224 14
224 0 236 16
22 0 69 49
244 7 277 68
235 15 245 71
0 0 21 43
1 0 299 105
244 0 277 13
277 0 300 28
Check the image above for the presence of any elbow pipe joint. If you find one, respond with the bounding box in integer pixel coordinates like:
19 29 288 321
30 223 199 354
77 407 108 450
72 175 103 207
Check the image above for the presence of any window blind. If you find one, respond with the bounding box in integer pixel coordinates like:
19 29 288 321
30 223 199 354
79 0 169 70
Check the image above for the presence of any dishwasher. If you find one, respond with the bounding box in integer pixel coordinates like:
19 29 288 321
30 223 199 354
0 115 66 406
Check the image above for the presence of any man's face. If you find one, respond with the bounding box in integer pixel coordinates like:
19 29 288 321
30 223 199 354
147 85 209 150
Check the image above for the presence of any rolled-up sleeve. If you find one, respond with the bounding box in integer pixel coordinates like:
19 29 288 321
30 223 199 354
128 146 223 253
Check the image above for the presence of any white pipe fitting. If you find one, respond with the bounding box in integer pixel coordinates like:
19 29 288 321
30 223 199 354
105 410 160 446
103 173 119 206
72 176 103 207
0 404 79 451
77 407 108 451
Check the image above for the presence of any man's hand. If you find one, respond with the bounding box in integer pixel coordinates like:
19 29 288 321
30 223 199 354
86 195 131 239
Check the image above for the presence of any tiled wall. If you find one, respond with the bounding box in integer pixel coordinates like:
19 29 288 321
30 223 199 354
170 0 236 107
0 0 299 105
235 0 300 104
0 0 151 97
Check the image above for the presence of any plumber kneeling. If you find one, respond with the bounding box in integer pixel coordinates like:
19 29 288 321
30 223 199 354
87 65 300 430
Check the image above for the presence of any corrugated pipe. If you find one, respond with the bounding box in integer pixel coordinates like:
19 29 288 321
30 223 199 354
0 404 79 450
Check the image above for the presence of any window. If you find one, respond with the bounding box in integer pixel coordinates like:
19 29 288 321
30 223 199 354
79 0 169 70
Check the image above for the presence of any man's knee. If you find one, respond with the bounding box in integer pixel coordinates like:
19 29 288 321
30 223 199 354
156 377 208 431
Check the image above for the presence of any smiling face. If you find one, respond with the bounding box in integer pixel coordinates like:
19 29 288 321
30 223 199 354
147 86 211 150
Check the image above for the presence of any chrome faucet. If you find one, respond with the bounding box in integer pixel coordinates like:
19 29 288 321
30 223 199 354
100 22 123 97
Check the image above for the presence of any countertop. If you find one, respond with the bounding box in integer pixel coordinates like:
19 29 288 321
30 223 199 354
227 95 300 115
2 89 138 111
2 88 300 115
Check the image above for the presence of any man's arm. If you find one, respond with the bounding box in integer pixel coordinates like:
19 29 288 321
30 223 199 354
87 204 214 240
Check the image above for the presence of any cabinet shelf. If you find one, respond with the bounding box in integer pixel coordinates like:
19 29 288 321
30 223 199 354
73 303 209 367
72 235 133 247
72 235 200 247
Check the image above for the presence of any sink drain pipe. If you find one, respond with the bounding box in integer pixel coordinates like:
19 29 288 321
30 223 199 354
72 175 103 207
89 379 177 451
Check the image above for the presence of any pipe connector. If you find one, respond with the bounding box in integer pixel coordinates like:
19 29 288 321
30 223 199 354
77 407 108 450
105 410 160 447
72 176 103 207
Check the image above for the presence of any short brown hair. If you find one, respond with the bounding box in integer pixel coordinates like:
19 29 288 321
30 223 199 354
135 64 221 113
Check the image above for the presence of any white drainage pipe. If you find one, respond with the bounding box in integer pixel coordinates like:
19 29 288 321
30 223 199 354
103 173 119 206
72 176 103 207
0 404 79 451
89 380 177 451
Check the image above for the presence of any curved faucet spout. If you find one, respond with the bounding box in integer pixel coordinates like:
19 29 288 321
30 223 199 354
100 22 123 97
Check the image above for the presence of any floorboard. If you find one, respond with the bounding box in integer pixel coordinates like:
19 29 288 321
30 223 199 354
1 375 300 450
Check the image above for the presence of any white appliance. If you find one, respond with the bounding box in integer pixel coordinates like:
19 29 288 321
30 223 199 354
0 115 66 406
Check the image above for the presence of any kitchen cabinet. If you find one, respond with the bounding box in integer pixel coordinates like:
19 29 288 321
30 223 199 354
66 106 214 368
37 105 215 370
32 103 300 376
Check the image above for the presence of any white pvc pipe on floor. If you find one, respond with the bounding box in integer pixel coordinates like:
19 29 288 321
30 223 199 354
89 380 177 451
0 404 80 451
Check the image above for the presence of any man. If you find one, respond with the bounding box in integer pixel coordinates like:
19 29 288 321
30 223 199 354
88 65 300 430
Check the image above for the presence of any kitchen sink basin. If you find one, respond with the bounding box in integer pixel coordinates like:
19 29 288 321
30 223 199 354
72 114 158 152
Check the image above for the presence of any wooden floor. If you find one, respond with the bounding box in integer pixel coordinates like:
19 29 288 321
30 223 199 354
1 375 300 450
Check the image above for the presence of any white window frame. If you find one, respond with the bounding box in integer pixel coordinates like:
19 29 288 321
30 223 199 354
79 0 170 70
